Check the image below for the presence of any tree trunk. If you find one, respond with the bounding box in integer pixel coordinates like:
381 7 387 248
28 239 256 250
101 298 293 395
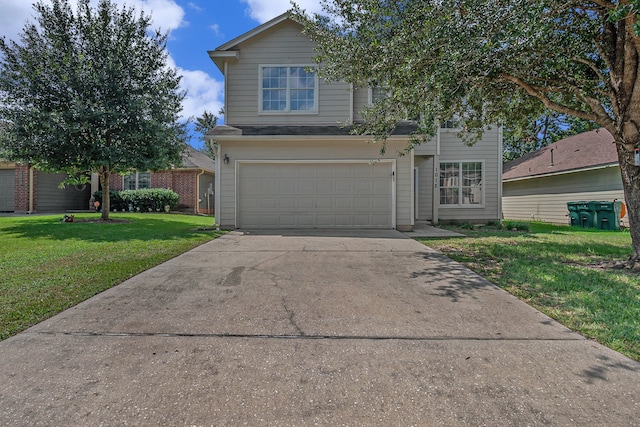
99 167 111 221
616 140 640 267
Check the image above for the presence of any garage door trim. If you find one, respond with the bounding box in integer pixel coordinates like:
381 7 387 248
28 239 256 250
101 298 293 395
235 159 396 229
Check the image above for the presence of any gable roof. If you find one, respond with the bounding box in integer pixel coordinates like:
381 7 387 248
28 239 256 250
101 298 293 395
181 145 215 172
502 128 618 182
208 12 296 72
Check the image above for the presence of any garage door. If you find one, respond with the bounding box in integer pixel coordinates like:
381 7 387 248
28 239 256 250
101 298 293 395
238 161 393 228
0 169 15 212
37 172 91 212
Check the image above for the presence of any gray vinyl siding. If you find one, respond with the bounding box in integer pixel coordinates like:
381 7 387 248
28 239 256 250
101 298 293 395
36 172 91 212
352 87 370 122
225 21 352 126
502 166 627 224
415 156 435 221
216 138 412 229
437 128 502 222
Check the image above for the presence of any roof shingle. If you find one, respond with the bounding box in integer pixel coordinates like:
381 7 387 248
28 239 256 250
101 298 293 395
502 128 618 181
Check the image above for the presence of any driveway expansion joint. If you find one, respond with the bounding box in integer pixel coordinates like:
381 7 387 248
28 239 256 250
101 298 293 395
35 331 585 342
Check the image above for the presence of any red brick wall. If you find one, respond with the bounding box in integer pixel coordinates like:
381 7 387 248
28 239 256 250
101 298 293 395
152 171 173 189
171 171 197 212
14 164 33 213
109 174 123 191
95 170 203 214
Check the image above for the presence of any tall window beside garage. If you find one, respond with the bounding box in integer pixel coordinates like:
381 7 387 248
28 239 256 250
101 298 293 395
261 66 317 112
439 162 483 206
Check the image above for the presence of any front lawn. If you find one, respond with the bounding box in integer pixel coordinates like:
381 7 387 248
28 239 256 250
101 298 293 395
418 222 639 361
0 213 224 340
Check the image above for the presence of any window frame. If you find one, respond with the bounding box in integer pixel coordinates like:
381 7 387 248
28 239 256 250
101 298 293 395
368 86 389 105
258 64 319 114
123 171 151 190
438 160 485 208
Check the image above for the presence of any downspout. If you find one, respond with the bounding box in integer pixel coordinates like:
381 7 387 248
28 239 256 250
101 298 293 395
498 124 504 222
196 169 205 215
28 166 34 214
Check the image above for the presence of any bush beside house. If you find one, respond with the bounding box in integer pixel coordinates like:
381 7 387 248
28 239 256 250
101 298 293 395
93 189 179 212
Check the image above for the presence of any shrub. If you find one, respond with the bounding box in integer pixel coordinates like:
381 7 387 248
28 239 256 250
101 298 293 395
93 190 125 211
503 220 530 231
486 220 503 229
93 189 179 212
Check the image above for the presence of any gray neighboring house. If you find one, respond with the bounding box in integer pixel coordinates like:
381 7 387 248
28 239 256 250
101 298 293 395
208 13 503 230
502 128 629 225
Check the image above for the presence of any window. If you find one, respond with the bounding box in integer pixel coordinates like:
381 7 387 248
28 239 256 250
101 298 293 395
439 161 483 206
260 66 317 113
124 172 151 190
369 87 388 105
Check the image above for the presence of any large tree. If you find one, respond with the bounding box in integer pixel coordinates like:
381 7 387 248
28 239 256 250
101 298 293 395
294 0 640 268
0 0 186 220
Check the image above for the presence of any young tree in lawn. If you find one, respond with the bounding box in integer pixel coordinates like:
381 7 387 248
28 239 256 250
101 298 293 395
0 0 186 220
293 0 640 268
194 110 218 159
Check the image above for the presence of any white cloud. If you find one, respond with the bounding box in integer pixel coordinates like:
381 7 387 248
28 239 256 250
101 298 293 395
186 2 202 12
241 0 325 24
0 1 36 43
210 23 222 37
166 56 224 122
112 0 185 32
0 1 185 42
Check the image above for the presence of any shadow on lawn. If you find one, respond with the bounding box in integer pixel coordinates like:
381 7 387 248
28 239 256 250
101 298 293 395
0 215 218 243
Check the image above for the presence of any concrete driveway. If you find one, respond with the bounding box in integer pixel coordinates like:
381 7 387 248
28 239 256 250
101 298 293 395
1 229 638 425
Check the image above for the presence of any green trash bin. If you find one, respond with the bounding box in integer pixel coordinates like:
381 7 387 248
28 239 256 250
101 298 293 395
594 201 623 230
568 201 595 228
567 202 581 227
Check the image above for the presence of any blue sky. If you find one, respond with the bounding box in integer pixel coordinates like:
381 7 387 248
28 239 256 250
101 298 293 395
0 0 326 148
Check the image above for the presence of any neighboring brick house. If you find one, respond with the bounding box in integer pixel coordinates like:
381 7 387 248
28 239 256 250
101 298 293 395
0 161 91 214
1 146 215 215
104 145 215 214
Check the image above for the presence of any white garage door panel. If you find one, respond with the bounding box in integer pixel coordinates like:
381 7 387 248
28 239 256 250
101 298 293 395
238 162 393 228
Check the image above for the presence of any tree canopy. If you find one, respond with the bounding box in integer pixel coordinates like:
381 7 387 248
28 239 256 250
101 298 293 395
0 0 186 219
503 112 599 162
294 0 640 267
194 110 218 159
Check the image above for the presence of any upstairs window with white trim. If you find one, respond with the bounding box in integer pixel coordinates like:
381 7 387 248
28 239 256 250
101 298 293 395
439 161 484 206
260 66 318 113
124 172 151 190
369 87 388 105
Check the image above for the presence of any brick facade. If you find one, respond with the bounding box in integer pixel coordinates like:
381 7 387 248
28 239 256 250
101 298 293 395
109 173 123 191
14 164 34 213
151 171 173 189
102 170 207 213
171 171 198 211
8 166 212 215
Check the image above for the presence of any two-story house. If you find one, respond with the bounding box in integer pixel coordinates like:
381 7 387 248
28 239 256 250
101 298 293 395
208 13 502 231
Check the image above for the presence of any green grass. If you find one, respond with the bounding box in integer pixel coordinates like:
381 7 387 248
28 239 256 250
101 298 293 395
418 222 640 361
0 213 224 340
